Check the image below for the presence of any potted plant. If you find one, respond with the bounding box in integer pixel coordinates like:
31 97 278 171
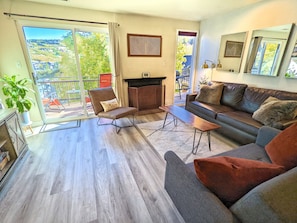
0 74 35 124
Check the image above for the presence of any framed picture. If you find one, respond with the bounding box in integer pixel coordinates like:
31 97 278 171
224 41 244 58
127 34 162 57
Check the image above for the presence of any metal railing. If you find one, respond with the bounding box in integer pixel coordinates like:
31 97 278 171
37 79 98 104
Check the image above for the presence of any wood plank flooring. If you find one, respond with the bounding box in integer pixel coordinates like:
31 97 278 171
0 112 185 223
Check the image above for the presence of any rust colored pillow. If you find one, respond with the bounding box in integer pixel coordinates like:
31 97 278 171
194 156 285 205
265 123 297 170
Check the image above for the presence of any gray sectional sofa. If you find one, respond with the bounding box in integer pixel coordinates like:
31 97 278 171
164 126 297 223
185 82 297 145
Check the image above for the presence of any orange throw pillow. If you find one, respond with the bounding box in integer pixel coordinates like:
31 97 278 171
265 123 297 170
194 156 285 205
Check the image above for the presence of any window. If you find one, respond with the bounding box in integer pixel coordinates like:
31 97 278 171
251 39 281 76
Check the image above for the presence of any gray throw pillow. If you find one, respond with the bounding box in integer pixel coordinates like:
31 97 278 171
195 83 224 105
252 96 297 127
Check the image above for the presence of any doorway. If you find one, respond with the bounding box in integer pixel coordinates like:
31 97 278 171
21 25 111 123
174 31 197 105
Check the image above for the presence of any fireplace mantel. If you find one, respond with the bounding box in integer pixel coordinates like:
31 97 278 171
124 77 166 87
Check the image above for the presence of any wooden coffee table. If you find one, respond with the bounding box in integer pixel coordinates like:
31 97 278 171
159 105 220 154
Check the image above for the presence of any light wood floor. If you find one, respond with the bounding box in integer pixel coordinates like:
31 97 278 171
0 112 185 223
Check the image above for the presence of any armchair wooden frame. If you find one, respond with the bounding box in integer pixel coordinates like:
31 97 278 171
88 87 137 133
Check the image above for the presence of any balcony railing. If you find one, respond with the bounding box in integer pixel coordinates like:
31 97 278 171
37 79 99 119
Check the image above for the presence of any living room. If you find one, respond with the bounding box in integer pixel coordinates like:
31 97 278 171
0 0 297 222
1 0 297 123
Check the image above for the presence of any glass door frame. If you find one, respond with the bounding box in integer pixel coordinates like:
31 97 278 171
16 20 108 124
174 29 198 103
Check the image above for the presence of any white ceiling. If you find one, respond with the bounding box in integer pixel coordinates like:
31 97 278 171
27 0 269 21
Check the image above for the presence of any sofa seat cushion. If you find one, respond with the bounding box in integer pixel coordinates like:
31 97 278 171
186 143 272 173
214 143 272 163
230 167 297 223
164 151 238 223
265 123 297 171
189 101 234 119
194 156 285 206
216 111 262 136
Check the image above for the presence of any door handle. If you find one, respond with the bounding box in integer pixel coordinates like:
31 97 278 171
32 72 37 85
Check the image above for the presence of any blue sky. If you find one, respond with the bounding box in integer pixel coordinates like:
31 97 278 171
23 27 70 40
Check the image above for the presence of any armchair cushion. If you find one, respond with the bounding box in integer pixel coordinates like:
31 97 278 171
98 107 137 119
88 87 117 115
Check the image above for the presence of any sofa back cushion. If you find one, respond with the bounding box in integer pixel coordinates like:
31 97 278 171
265 123 297 171
276 89 297 100
220 83 247 109
239 87 297 114
239 87 279 114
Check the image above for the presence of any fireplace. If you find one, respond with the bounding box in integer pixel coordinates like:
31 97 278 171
124 77 166 111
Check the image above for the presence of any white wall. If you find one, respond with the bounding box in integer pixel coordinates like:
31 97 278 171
115 13 199 105
198 0 297 92
0 0 199 123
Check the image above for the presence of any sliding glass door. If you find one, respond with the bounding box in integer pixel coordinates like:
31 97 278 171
22 25 111 123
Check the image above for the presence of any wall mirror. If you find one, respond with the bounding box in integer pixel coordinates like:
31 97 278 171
217 31 247 73
244 24 293 76
285 32 297 78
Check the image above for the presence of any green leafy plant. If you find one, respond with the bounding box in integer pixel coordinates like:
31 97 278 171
0 75 35 113
175 37 187 73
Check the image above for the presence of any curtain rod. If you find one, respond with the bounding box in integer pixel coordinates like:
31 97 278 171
3 12 108 25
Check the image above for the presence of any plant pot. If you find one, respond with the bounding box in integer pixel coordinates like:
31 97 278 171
21 111 31 125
